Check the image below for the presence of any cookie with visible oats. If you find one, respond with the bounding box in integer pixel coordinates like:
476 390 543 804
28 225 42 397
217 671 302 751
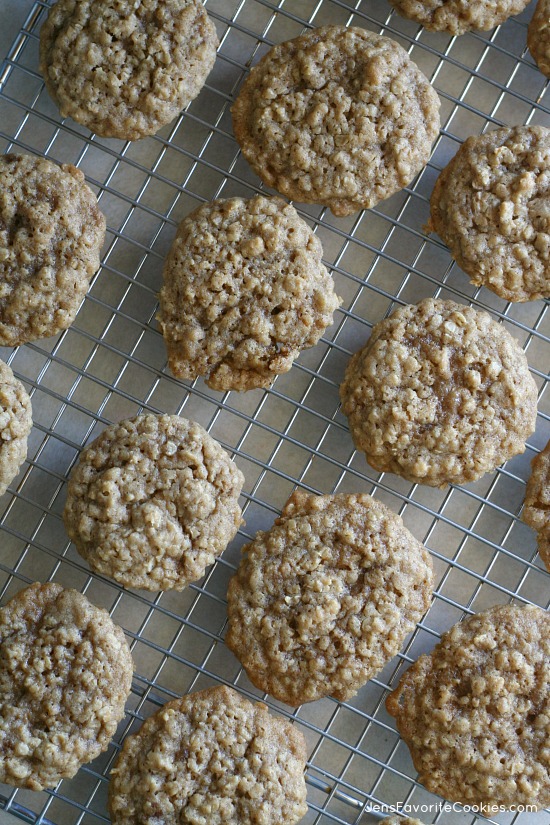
108 685 308 825
0 359 32 498
226 491 433 706
528 0 550 77
340 298 538 487
63 414 244 591
0 153 105 346
158 195 340 391
523 438 550 571
386 603 550 809
428 126 550 302
388 0 531 33
231 25 440 217
39 0 218 140
0 582 133 790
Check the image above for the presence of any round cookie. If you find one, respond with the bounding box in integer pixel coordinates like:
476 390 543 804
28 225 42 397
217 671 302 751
63 414 244 591
340 298 538 487
386 603 550 809
0 359 32 497
387 0 531 34
158 195 341 391
108 685 308 825
523 438 550 571
428 126 550 302
226 491 433 706
0 581 133 790
231 25 440 217
528 0 550 77
0 154 105 345
39 0 218 140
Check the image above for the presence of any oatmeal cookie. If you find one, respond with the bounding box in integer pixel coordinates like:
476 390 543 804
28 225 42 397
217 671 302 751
381 818 424 825
388 0 531 34
0 153 105 345
340 298 538 487
63 414 244 591
231 25 440 217
158 195 341 391
386 603 550 809
108 685 308 825
226 491 433 706
39 0 218 140
0 581 133 790
428 126 550 302
523 438 550 571
0 359 32 498
528 0 550 77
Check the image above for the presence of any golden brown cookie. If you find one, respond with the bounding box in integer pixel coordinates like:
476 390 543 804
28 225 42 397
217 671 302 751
429 126 550 302
340 298 538 487
108 685 308 825
386 603 550 809
158 195 340 391
63 414 244 591
232 25 440 217
0 154 105 345
0 359 32 497
0 582 133 790
226 491 433 706
39 0 218 140
388 0 531 33
528 0 550 77
523 438 550 571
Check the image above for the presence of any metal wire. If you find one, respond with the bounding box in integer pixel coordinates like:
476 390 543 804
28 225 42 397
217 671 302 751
0 1 549 824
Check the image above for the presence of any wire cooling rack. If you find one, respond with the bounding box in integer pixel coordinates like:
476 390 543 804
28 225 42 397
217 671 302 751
0 1 549 824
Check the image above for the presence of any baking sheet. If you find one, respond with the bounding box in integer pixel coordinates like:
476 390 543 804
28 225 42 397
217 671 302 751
0 1 549 824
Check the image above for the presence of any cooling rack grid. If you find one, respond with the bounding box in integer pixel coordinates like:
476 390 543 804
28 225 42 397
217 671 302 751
0 1 549 824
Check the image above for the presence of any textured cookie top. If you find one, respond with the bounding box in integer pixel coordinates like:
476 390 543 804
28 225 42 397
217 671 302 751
0 582 133 790
528 0 550 78
388 0 531 33
429 126 550 302
63 414 244 591
108 685 308 825
340 298 538 487
39 0 218 140
231 26 440 217
381 818 424 825
226 491 433 706
0 360 32 498
523 438 550 572
158 195 340 391
0 154 105 345
386 603 550 809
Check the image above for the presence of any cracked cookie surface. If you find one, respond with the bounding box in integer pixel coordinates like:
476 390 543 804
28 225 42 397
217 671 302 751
226 491 433 705
158 195 340 391
0 582 133 790
528 0 550 77
386 603 550 809
340 298 538 487
39 0 218 139
429 126 550 302
63 414 244 590
0 154 105 345
0 359 32 497
232 25 440 216
523 438 550 571
388 0 531 33
109 685 308 825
